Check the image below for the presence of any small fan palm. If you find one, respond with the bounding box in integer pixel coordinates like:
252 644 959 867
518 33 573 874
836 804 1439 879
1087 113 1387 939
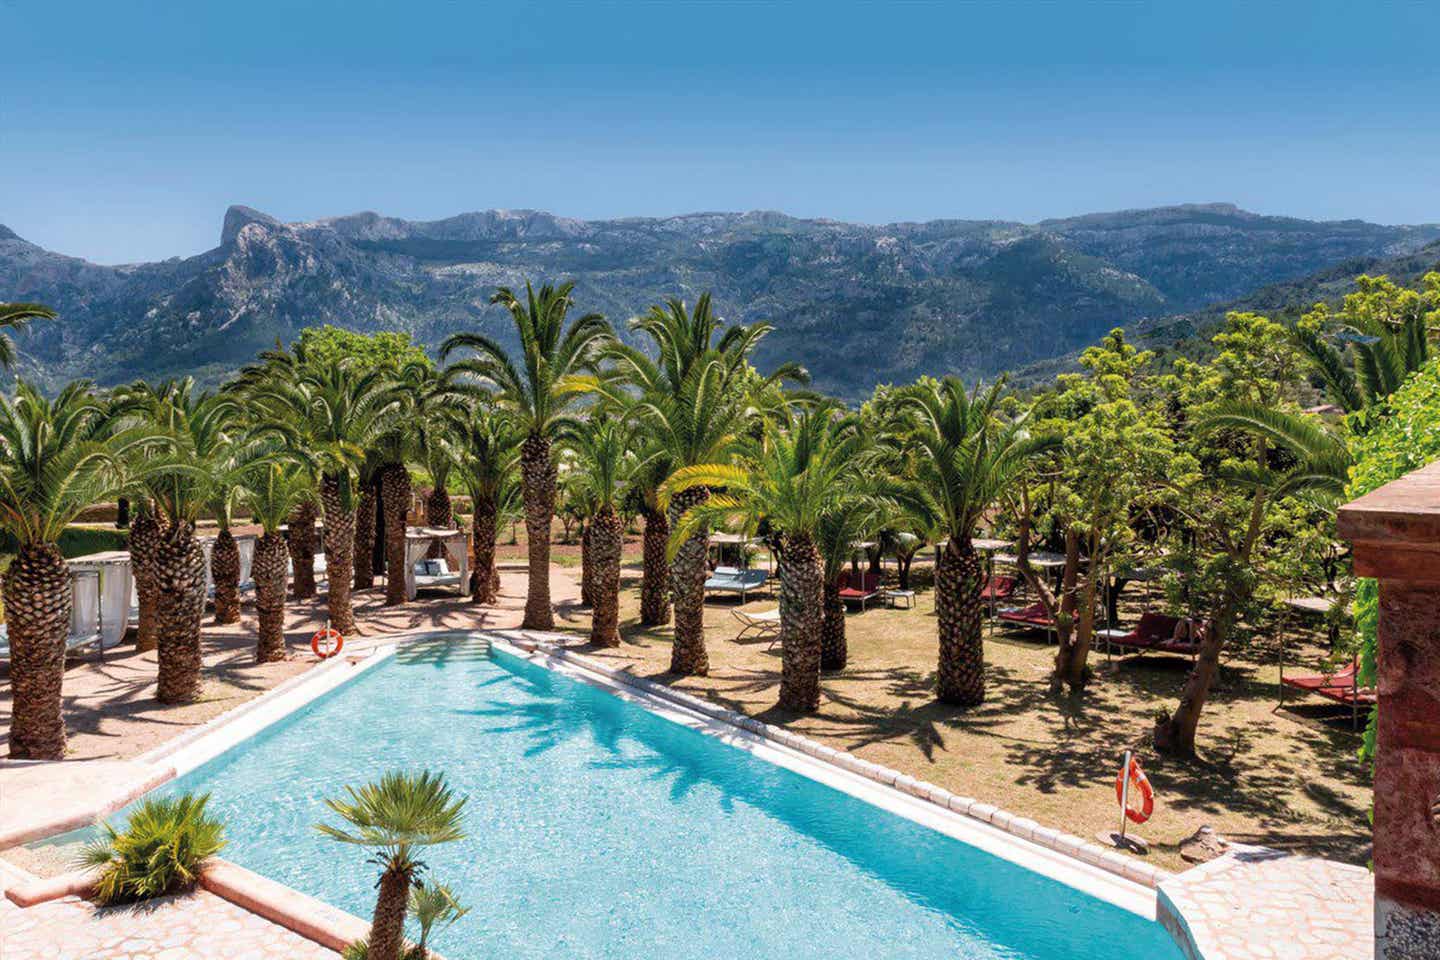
887 377 1057 706
409 880 470 959
317 771 468 960
0 301 56 369
79 793 226 904
441 281 612 630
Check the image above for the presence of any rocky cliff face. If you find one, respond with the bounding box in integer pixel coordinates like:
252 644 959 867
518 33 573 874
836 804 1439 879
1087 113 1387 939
3 203 1436 397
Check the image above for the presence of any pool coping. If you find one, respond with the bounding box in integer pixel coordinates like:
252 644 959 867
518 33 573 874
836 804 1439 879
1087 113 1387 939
487 630 1171 918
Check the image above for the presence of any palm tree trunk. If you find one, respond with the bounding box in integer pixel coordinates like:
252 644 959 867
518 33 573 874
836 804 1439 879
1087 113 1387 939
520 432 556 630
116 496 130 528
667 486 710 676
320 474 357 636
289 499 318 600
579 521 595 607
211 529 241 625
820 574 846 671
639 506 670 626
353 487 376 590
253 532 289 663
368 865 414 960
129 507 162 652
935 535 984 706
425 484 452 558
589 505 623 647
470 493 499 604
156 520 206 704
778 532 824 712
4 543 71 759
381 463 411 606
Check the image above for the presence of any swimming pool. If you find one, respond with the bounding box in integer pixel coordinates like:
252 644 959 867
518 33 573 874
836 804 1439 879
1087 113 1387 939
140 638 1182 959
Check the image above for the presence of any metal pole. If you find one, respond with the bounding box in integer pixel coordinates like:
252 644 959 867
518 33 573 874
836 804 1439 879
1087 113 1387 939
1118 749 1132 843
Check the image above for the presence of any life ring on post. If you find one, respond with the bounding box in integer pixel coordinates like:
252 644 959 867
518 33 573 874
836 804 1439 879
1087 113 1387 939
1115 756 1155 824
311 628 344 660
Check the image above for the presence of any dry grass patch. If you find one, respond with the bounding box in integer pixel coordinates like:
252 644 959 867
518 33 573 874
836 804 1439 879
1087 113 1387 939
554 563 1371 875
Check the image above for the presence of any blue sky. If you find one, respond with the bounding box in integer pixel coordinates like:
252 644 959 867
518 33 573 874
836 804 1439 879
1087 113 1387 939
3 0 1438 264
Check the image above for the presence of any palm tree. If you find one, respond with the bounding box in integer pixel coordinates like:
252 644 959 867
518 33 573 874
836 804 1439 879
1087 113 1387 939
352 455 380 591
252 360 404 635
666 402 862 711
602 294 802 673
449 409 521 604
316 771 467 960
134 382 248 704
441 281 612 630
127 499 163 652
558 416 634 647
0 381 147 758
1155 401 1351 755
889 377 1054 706
816 491 888 672
240 456 315 662
409 881 469 960
0 302 56 369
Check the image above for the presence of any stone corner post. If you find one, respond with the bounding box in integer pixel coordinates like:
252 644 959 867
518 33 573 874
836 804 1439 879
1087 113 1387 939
1338 459 1440 960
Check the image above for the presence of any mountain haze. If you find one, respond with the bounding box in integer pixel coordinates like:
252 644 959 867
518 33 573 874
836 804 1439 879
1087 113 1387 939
3 203 1437 398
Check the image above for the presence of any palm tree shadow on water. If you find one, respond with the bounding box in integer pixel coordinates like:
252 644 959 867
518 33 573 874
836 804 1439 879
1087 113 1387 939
436 649 1172 957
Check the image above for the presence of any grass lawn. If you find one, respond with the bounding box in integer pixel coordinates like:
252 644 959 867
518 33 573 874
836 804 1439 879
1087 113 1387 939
540 536 1371 875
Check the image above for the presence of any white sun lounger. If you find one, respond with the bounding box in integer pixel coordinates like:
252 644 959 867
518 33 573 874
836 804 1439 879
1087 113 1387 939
732 607 781 646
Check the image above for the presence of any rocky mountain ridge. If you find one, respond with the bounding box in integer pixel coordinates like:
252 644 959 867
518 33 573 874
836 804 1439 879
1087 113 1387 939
3 203 1437 398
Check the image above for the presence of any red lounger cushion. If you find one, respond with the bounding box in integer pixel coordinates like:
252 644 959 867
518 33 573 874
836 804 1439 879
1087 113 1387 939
838 571 882 600
998 602 1053 627
981 576 1016 601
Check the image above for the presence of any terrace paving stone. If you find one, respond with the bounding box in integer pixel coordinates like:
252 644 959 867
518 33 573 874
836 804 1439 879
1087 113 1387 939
1158 847 1373 960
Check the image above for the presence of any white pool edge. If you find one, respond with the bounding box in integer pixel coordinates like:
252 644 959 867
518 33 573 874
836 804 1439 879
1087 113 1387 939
487 632 1165 920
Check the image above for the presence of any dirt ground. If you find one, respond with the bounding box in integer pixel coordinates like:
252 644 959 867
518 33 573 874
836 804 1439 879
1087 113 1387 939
546 540 1372 875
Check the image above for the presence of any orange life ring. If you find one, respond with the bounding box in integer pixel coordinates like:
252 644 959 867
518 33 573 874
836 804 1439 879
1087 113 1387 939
1115 756 1155 824
311 628 344 659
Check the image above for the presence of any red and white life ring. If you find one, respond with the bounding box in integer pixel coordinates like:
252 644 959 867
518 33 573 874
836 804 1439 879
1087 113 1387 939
1115 756 1155 824
311 628 344 659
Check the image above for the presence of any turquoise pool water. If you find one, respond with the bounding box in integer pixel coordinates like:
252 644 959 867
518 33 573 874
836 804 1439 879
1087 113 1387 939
145 639 1182 959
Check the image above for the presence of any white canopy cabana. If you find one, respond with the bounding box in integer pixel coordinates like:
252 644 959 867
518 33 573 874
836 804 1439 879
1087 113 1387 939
67 550 133 649
404 527 469 600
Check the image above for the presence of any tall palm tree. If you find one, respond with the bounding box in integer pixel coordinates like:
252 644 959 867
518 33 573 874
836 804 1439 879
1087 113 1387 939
889 377 1055 706
127 499 163 652
252 360 403 635
666 402 863 711
0 302 56 369
602 294 802 672
352 456 380 591
816 491 889 672
133 382 249 704
450 410 521 604
316 771 467 960
0 381 148 758
240 456 315 662
441 281 612 630
558 416 634 647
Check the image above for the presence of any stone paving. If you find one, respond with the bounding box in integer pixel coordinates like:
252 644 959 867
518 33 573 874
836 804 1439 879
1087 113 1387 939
0 861 336 959
1157 846 1373 960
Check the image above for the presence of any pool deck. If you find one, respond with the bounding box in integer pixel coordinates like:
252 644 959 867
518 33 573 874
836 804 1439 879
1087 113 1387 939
1 579 1375 960
1158 847 1374 960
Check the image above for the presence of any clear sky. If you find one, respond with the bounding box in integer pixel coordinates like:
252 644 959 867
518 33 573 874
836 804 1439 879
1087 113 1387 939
3 0 1438 264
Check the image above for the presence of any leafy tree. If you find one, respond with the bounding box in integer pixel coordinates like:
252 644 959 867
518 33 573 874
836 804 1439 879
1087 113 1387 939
441 282 612 630
316 771 467 960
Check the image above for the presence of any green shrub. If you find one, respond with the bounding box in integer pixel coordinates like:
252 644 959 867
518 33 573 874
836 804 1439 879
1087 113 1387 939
78 793 226 904
0 524 129 558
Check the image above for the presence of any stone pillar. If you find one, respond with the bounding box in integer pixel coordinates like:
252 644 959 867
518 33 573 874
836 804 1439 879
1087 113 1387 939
1338 460 1440 960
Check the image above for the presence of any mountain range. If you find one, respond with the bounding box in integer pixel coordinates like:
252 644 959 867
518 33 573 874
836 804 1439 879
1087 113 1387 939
3 203 1438 399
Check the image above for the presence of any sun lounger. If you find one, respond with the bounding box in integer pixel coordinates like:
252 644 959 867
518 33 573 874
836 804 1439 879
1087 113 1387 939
732 607 781 645
996 601 1057 641
837 570 883 610
1280 656 1375 728
1105 612 1205 659
704 567 769 602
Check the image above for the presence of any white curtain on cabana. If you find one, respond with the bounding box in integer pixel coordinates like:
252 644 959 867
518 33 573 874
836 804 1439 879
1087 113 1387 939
69 570 101 646
237 534 257 590
68 553 134 649
200 537 215 596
